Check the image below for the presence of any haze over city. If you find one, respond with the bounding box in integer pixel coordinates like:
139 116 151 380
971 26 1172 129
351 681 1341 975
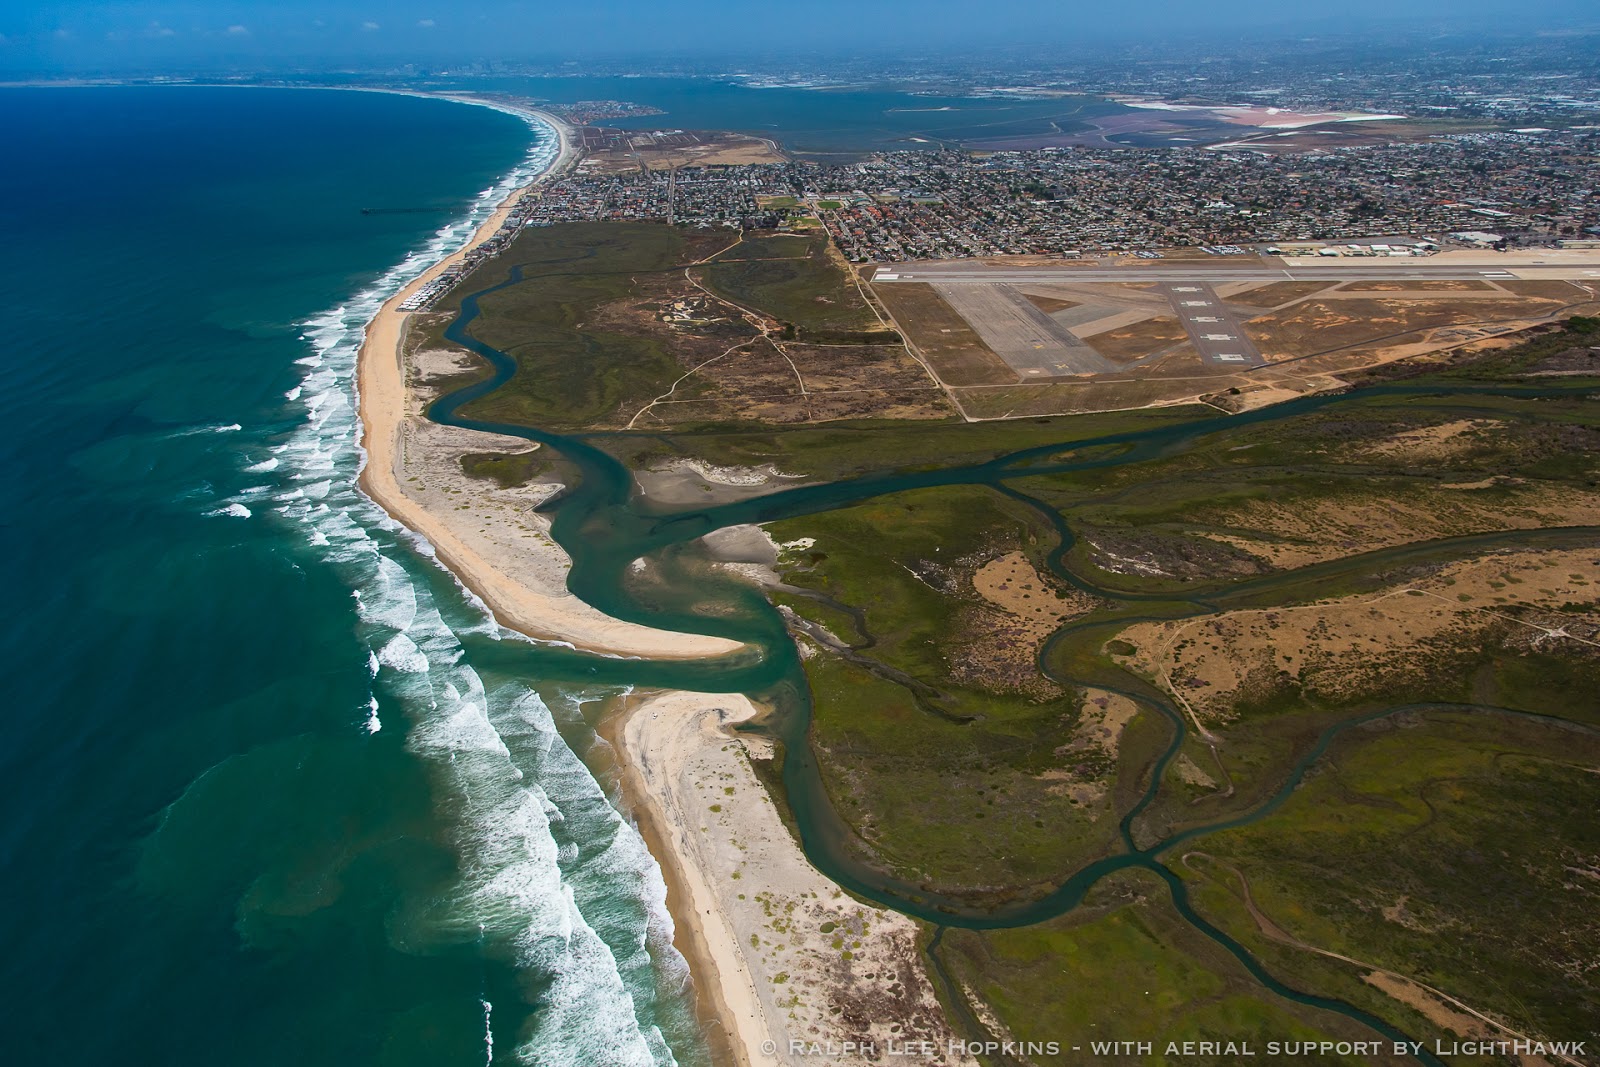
3 0 1598 70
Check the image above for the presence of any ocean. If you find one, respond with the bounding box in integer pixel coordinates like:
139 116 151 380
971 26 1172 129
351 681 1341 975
0 85 702 1066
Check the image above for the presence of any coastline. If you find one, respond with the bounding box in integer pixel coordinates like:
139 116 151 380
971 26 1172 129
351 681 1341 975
349 102 965 1066
599 693 764 1067
350 93 768 1067
608 691 977 1067
352 98 742 661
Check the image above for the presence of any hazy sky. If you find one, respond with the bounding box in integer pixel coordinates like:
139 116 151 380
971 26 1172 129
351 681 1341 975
3 1 1596 71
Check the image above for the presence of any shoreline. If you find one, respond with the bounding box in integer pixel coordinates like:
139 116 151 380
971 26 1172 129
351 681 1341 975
608 691 976 1067
349 92 762 1067
604 692 775 1067
598 692 760 1067
350 93 966 1067
352 97 742 661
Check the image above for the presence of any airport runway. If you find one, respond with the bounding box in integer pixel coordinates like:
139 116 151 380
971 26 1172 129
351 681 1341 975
875 263 1600 284
1159 283 1265 368
933 283 1120 377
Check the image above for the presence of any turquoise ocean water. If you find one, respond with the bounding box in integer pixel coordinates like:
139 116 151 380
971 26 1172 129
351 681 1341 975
0 86 700 1066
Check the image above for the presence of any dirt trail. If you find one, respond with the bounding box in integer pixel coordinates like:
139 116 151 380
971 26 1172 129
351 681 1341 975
1180 853 1574 1067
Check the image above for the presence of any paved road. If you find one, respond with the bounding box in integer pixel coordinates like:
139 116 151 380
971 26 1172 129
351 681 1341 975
875 263 1600 284
1160 283 1265 368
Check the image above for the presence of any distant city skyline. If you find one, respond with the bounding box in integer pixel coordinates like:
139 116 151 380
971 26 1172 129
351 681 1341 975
3 0 1598 73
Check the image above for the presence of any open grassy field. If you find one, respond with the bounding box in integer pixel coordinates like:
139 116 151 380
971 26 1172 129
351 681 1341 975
1023 293 1081 314
707 233 813 261
419 221 732 430
952 373 1234 419
418 222 951 430
1337 279 1497 293
1227 281 1339 308
601 403 1205 484
697 231 889 343
1080 314 1188 361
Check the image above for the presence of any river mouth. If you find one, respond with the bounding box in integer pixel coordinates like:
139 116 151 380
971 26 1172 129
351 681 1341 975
424 265 1600 1058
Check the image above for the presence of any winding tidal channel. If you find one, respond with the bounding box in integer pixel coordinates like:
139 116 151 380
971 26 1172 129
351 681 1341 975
428 267 1600 1062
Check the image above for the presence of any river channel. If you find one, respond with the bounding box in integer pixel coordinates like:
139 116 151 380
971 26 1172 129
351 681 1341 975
425 264 1600 1060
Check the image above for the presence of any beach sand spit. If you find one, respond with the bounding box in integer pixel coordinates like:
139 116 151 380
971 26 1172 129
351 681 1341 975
355 114 740 660
615 691 976 1067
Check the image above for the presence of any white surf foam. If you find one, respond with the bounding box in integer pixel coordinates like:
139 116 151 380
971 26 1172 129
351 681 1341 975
207 502 251 518
376 632 430 674
247 105 685 1065
170 421 242 438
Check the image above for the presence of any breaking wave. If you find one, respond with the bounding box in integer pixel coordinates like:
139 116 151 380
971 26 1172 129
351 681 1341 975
237 101 688 1064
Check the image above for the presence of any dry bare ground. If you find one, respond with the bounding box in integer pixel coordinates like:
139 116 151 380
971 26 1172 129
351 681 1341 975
1036 689 1143 806
1197 478 1600 571
948 550 1097 696
1111 548 1600 725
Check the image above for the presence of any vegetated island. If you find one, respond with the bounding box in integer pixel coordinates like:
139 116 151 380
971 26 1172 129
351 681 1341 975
359 97 1600 1067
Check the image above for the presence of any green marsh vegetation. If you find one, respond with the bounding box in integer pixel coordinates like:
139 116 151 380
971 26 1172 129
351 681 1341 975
765 485 1149 900
739 326 1600 1052
1174 710 1600 1048
938 871 1379 1066
431 243 1600 1055
457 449 550 488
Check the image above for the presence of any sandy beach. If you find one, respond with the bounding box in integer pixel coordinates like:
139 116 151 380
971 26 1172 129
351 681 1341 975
353 98 967 1067
612 690 975 1067
350 97 783 1066
354 103 742 661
